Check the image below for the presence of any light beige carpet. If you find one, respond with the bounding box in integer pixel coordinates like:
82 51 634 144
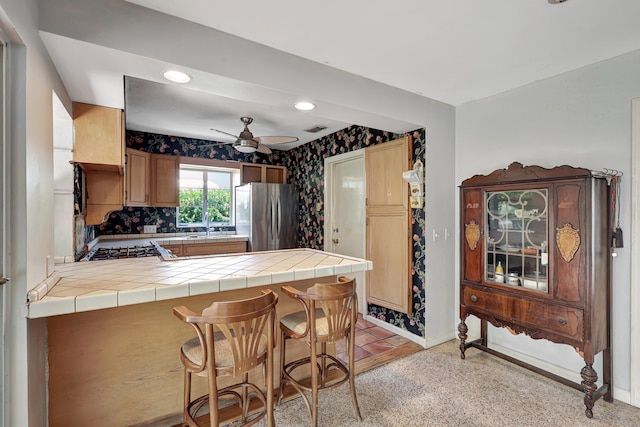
261 340 640 427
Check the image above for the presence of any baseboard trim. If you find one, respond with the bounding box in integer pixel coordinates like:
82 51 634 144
363 314 427 347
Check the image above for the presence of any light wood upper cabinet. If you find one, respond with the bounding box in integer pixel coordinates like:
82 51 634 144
125 150 180 207
365 136 412 314
240 163 286 184
125 148 150 206
73 102 125 225
73 102 124 171
150 153 180 207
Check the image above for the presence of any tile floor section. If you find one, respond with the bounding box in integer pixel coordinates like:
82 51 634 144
336 314 411 364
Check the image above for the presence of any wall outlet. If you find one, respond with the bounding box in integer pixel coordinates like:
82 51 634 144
143 225 157 234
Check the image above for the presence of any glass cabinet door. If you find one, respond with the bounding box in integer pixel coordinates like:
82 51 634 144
485 189 548 292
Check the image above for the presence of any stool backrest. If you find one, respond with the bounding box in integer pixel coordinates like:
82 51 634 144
174 289 278 377
290 277 357 343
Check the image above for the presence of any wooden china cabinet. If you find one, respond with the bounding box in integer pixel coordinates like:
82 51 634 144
458 162 613 418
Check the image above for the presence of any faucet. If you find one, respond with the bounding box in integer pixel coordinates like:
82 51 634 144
204 212 211 237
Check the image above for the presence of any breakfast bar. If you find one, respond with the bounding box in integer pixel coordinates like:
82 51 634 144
29 248 372 427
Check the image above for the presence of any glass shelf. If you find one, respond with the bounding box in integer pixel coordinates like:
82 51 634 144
485 189 548 292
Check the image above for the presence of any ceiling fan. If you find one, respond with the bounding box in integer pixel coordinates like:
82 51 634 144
209 116 298 154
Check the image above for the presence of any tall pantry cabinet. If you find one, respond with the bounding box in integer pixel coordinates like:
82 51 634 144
458 162 613 418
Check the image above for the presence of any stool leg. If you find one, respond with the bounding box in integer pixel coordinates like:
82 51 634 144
183 369 191 425
267 328 275 427
310 338 318 427
348 329 362 420
277 329 287 405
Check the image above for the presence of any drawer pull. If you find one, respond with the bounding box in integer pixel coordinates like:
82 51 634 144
557 318 567 326
470 295 478 302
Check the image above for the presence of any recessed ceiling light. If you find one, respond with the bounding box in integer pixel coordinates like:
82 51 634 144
163 70 191 83
294 101 315 111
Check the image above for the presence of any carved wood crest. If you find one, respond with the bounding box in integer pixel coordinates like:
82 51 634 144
556 223 581 263
465 220 480 251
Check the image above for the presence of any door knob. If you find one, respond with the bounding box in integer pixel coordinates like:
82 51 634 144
332 238 340 244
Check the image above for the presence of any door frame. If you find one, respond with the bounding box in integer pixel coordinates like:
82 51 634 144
324 149 366 314
631 97 639 407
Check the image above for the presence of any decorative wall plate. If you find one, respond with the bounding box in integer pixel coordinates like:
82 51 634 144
465 220 480 251
556 223 580 262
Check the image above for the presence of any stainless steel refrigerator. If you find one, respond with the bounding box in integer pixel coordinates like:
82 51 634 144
235 183 298 252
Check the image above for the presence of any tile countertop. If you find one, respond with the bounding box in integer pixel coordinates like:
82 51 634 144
27 248 373 319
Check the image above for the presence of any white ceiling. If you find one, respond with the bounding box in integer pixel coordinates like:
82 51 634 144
41 0 640 150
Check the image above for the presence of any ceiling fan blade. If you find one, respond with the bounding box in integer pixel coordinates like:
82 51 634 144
254 136 299 145
210 128 240 139
256 144 272 154
198 141 233 148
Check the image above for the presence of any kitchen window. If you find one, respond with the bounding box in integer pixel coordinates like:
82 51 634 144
177 165 240 228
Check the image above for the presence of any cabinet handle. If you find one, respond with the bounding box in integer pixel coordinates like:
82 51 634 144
557 318 567 326
470 295 478 302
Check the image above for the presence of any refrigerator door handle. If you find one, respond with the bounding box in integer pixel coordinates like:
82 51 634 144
276 198 281 236
269 196 275 241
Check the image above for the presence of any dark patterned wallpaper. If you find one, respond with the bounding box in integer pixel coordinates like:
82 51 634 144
88 126 426 336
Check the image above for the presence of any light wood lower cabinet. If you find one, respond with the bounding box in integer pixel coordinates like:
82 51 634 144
161 244 183 257
183 241 246 256
162 241 247 257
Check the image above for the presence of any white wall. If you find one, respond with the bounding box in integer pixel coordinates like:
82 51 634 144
456 48 640 400
0 0 71 425
424 109 457 347
52 92 74 260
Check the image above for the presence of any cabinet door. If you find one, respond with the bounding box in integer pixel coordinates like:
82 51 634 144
240 163 287 184
264 165 286 183
150 154 180 207
484 187 549 293
552 180 585 303
365 137 411 314
461 189 483 284
125 149 150 206
73 103 124 169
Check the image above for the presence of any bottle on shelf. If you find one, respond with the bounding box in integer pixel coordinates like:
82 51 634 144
495 261 504 283
541 241 548 266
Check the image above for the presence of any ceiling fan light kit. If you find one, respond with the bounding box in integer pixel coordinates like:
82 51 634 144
233 139 259 153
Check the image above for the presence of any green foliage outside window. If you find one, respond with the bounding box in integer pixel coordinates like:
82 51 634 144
178 188 230 224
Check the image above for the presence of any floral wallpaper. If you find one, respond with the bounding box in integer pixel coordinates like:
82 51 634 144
279 126 426 336
81 126 426 337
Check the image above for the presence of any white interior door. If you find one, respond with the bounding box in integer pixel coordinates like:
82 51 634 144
0 38 6 427
324 150 366 313
631 98 640 407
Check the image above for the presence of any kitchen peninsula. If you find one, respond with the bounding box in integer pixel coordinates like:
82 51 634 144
29 248 372 426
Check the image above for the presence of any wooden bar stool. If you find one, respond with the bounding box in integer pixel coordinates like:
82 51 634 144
173 290 278 427
277 277 362 426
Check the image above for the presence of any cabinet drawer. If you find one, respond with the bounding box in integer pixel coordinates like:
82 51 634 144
462 286 583 340
183 242 247 256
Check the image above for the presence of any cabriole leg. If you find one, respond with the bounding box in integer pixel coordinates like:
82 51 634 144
580 363 598 419
458 321 468 360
